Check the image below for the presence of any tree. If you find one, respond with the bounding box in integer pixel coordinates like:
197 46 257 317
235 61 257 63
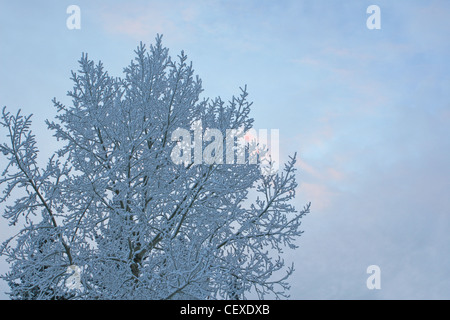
0 35 310 300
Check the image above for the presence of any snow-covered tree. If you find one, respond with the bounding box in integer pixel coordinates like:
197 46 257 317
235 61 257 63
0 35 310 300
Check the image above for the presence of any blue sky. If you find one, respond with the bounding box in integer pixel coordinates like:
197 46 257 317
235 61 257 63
1 0 449 299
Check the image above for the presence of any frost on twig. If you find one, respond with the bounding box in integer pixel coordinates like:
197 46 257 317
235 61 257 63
0 35 310 300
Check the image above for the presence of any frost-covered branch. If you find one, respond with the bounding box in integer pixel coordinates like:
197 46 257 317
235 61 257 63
0 35 310 300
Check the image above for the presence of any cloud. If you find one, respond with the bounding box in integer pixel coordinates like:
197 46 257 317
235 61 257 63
298 182 336 211
99 3 178 40
291 57 323 67
292 138 450 299
296 154 347 211
97 1 280 54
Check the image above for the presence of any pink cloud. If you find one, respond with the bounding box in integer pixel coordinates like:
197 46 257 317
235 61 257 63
298 182 336 211
98 3 190 41
295 157 346 211
327 167 345 181
297 157 346 183
100 8 173 40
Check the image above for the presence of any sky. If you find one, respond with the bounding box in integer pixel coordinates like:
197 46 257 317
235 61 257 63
0 0 449 299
